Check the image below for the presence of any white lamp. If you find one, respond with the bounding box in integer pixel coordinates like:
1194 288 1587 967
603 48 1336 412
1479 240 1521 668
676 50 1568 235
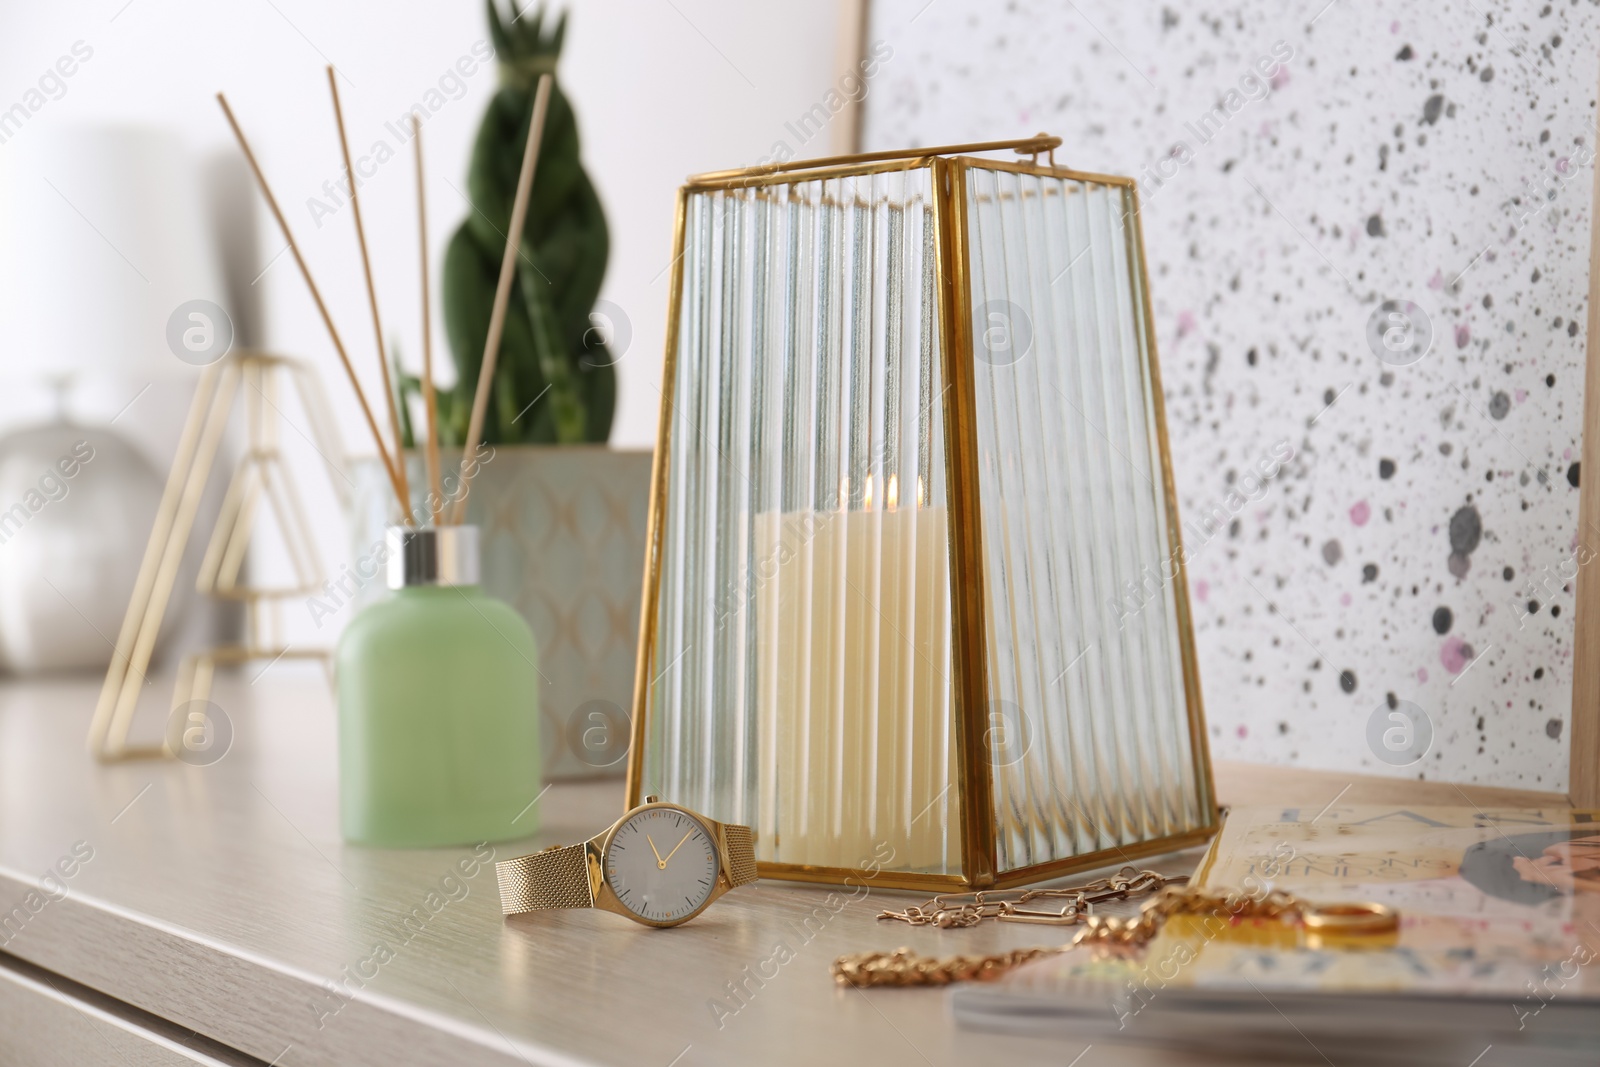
0 125 232 672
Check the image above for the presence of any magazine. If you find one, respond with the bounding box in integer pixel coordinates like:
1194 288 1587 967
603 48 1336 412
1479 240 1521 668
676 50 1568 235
951 806 1600 1064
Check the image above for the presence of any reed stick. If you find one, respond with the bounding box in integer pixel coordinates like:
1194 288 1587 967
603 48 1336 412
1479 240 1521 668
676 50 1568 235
413 113 445 524
450 72 553 525
327 67 411 513
216 93 406 508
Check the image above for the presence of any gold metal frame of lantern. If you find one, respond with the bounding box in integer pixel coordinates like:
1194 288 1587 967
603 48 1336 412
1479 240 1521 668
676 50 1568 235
626 135 1218 890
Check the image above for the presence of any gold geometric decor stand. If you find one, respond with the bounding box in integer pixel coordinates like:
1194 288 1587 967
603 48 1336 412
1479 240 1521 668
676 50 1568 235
88 350 346 761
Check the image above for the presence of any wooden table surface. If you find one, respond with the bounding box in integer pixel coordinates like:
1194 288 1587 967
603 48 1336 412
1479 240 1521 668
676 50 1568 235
0 672 1569 1066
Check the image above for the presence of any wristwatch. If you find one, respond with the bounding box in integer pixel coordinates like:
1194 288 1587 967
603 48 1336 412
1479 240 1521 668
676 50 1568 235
496 796 758 927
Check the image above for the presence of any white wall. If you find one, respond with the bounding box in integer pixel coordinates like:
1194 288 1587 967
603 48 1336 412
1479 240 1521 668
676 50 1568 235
0 0 855 648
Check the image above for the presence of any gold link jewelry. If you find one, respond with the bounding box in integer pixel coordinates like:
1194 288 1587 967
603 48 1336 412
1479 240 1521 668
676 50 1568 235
833 871 1399 988
875 866 1183 929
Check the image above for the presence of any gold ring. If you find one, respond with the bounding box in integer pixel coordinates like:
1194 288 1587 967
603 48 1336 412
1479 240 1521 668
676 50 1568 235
1301 902 1399 936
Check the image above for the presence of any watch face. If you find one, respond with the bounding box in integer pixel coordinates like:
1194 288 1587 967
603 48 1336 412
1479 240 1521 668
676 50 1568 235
604 806 720 925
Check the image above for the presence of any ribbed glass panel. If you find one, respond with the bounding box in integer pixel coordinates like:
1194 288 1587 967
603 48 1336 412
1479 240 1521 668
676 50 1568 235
642 166 959 875
963 165 1207 874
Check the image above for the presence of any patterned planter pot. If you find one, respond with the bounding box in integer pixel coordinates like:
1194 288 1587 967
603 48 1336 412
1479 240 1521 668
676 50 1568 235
349 446 651 780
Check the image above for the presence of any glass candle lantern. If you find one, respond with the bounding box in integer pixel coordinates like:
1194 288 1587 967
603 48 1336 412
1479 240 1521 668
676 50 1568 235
627 136 1217 890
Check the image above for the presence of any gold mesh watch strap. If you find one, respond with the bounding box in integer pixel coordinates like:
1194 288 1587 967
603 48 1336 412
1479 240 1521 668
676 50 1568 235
722 824 758 887
496 843 593 915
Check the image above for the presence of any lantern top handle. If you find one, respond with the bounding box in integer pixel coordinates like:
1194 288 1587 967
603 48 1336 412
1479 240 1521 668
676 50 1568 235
686 133 1062 185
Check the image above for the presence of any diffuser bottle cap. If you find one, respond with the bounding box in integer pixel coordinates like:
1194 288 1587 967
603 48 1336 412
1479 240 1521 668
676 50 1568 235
386 525 480 589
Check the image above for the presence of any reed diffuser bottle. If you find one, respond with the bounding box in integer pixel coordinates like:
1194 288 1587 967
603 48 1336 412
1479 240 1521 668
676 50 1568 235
337 525 541 847
219 40 557 848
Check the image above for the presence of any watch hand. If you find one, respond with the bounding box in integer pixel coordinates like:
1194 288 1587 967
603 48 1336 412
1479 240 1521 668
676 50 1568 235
661 831 693 867
647 834 665 869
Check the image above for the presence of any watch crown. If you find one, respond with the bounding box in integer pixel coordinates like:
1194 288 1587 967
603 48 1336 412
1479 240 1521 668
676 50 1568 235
644 795 660 804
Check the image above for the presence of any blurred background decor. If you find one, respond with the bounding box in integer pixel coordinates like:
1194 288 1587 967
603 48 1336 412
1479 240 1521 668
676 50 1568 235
0 419 159 673
353 3 648 780
91 350 346 760
1 0 860 715
430 3 616 445
0 124 242 676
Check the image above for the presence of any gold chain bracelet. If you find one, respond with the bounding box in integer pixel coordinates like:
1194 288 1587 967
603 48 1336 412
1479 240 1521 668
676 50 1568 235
874 866 1182 929
832 871 1398 988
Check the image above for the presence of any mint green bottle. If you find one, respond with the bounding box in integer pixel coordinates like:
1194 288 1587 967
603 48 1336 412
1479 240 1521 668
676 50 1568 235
337 525 541 847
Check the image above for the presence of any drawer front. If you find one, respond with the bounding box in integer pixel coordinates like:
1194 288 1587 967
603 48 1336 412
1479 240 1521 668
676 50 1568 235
0 955 247 1067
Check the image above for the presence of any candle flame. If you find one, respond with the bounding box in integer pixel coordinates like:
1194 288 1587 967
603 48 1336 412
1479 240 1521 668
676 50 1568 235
887 474 899 510
864 474 874 511
916 476 925 508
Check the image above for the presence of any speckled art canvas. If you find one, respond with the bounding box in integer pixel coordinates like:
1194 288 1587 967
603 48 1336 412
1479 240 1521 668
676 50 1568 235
861 0 1598 789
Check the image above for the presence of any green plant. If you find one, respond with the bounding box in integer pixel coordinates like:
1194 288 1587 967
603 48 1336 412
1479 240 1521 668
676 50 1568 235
409 2 615 446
